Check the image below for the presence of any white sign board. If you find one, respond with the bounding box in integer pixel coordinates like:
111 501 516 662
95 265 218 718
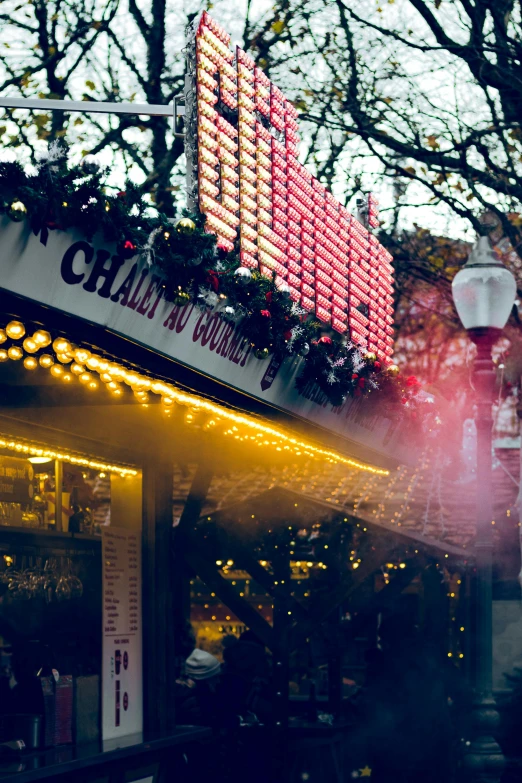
102 526 143 741
0 219 410 462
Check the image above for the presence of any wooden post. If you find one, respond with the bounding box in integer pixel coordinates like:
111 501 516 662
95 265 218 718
172 464 214 671
142 460 175 734
272 539 290 729
328 606 343 718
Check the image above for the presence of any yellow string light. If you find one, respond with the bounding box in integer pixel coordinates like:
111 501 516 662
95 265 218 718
6 321 25 339
0 320 390 476
0 434 137 477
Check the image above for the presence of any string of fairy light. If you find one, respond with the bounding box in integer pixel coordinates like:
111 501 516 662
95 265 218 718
0 319 389 476
0 435 137 478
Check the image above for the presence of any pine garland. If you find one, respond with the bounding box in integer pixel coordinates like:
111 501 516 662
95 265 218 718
0 145 429 420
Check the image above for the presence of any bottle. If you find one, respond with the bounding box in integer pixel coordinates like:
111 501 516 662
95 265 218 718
307 680 317 723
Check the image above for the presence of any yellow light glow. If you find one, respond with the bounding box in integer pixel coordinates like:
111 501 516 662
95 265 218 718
39 354 54 368
0 433 137 477
0 329 6 344
50 364 64 377
11 320 389 476
6 321 25 339
57 352 73 364
23 356 38 370
62 373 73 383
8 346 23 360
75 348 91 363
71 363 84 375
23 337 38 354
34 330 52 347
52 338 72 354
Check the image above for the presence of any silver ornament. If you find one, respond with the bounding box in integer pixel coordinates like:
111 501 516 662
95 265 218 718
234 266 252 284
80 154 102 175
278 282 291 300
299 342 310 357
225 306 235 315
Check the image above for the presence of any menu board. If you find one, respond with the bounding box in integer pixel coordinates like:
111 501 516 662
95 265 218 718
102 527 143 741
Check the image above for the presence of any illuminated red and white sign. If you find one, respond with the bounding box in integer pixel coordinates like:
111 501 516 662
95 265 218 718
194 12 394 362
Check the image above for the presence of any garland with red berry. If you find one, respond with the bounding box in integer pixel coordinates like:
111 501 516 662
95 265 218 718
0 144 425 416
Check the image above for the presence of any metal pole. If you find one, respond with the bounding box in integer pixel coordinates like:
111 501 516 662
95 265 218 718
517 380 522 589
463 328 505 782
0 96 185 136
54 458 63 533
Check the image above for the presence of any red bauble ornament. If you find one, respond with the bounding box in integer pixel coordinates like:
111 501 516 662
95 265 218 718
374 361 382 372
406 375 419 387
358 378 365 388
352 373 358 380
119 239 137 259
260 310 271 318
283 330 292 341
206 270 220 292
401 396 408 404
319 336 333 345
265 291 273 304
117 191 127 198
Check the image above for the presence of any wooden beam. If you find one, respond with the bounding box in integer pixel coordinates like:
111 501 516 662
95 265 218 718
349 564 419 635
176 463 214 533
226 538 309 623
184 540 275 650
142 460 176 733
289 544 387 652
172 463 214 659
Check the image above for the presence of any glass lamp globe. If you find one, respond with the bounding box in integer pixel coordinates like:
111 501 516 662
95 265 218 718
452 236 516 331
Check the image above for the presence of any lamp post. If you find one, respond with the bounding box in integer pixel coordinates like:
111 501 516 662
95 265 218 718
452 235 517 782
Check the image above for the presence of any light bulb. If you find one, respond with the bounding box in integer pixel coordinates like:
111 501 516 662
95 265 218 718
0 329 6 344
71 363 84 375
74 348 91 363
79 372 92 384
52 337 71 354
88 380 98 390
0 350 8 362
6 321 25 339
50 364 64 377
62 373 73 383
23 337 38 354
57 352 73 364
23 356 38 370
8 346 23 360
33 330 51 347
86 357 100 370
39 354 54 368
100 373 112 383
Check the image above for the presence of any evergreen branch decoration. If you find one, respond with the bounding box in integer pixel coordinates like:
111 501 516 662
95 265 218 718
0 145 430 421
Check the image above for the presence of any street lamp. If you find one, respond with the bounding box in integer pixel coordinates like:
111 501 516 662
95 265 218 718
452 235 516 782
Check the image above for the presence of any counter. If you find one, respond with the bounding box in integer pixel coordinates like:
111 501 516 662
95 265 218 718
0 727 210 782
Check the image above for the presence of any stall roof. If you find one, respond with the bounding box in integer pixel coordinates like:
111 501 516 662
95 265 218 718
174 446 521 553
